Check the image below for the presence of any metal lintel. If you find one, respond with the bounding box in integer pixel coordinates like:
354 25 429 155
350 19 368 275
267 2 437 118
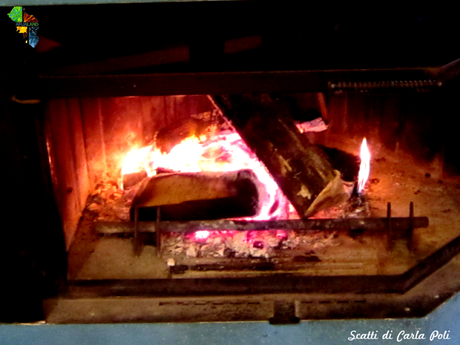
14 67 441 99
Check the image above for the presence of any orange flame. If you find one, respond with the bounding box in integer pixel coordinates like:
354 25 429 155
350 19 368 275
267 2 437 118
120 145 153 189
121 132 293 220
121 145 153 176
357 138 370 193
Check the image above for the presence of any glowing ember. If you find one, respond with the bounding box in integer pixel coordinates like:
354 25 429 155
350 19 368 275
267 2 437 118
276 230 287 239
194 230 211 241
357 138 371 193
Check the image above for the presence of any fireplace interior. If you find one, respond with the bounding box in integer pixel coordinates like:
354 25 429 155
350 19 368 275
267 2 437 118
3 3 460 324
42 93 440 277
38 90 460 323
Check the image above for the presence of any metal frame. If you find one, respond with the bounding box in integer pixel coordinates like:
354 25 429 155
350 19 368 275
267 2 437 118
41 232 460 323
12 68 443 99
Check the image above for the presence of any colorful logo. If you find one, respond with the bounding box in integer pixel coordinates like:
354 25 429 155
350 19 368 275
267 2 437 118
7 6 39 48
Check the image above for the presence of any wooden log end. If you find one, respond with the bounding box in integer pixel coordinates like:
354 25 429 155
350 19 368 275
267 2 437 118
130 170 263 221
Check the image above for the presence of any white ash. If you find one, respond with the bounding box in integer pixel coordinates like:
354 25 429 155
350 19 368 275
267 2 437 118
163 229 338 260
311 195 371 219
186 245 198 258
162 196 370 260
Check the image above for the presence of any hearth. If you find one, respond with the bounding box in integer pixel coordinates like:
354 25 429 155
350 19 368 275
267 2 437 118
3 3 460 324
37 90 460 323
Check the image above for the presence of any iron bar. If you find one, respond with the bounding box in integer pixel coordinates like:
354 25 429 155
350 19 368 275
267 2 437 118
156 207 161 257
386 202 392 251
96 216 429 235
133 206 141 256
409 202 415 252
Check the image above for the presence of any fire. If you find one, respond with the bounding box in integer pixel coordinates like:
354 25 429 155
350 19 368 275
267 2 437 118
357 138 371 193
122 132 291 220
146 136 205 174
120 145 153 189
121 145 153 176
119 125 369 253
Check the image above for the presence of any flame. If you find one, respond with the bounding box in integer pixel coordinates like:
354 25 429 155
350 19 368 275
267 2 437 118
145 132 289 220
121 145 153 176
120 145 153 189
357 138 370 193
119 126 365 249
121 131 293 221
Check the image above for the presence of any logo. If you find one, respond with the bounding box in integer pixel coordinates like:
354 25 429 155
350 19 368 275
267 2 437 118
7 6 39 48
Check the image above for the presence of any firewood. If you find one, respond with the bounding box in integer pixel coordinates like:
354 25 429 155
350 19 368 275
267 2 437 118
155 118 204 154
155 110 225 154
210 94 346 218
130 170 263 221
122 171 148 190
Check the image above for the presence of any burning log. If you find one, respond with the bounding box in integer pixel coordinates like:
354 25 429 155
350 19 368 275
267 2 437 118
210 94 345 217
130 169 263 221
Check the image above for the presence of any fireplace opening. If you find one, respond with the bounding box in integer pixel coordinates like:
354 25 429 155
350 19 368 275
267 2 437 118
61 93 366 279
39 89 460 323
40 90 460 280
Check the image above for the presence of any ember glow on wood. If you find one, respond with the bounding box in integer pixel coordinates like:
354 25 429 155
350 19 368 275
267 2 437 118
358 138 371 194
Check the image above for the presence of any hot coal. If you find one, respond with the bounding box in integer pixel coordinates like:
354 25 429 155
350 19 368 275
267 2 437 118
163 228 339 260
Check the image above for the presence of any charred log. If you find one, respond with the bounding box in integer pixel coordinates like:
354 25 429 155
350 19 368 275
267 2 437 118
210 94 343 217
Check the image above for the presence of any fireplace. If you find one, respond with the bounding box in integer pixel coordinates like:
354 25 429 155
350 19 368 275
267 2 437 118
3 3 460 324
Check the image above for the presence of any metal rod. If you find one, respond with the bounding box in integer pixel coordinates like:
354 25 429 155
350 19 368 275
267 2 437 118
133 206 141 256
156 207 161 257
409 202 415 252
386 202 392 251
96 216 429 235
